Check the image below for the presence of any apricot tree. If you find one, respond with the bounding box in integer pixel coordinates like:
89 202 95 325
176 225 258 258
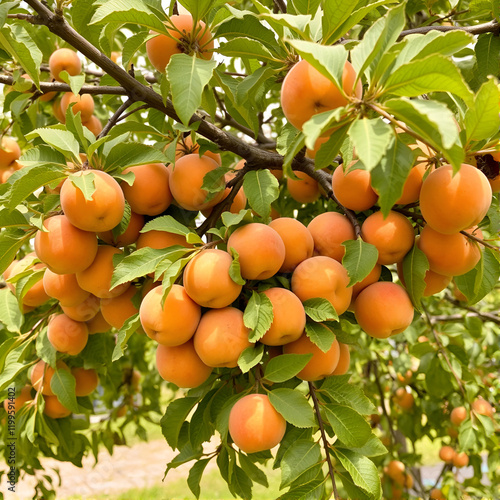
0 1 499 500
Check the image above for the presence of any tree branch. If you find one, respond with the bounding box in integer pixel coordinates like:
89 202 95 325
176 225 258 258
97 98 135 139
398 19 500 39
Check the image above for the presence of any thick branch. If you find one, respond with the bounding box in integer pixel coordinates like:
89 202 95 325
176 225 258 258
399 19 500 39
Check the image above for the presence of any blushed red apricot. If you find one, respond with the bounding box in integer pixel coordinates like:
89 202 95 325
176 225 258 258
0 136 21 168
269 217 314 273
61 294 100 322
156 340 212 388
31 360 70 396
286 171 320 203
47 313 89 355
43 395 71 419
98 212 145 247
60 92 95 122
49 48 82 82
331 162 378 211
60 170 125 232
72 367 99 397
43 269 90 307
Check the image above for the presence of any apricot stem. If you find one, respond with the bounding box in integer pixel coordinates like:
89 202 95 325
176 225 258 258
460 229 499 252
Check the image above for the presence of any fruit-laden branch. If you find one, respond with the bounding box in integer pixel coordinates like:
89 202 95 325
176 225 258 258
398 18 500 38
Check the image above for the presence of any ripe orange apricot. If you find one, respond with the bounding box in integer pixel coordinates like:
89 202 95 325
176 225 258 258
31 360 70 396
60 92 95 122
228 394 286 453
430 488 445 499
43 395 71 419
75 245 130 299
260 288 306 346
395 162 429 205
43 269 90 307
0 136 21 168
331 162 378 211
175 135 221 165
146 14 214 73
47 313 89 355
32 237 73 287
98 211 145 247
8 258 50 308
139 284 201 345
101 285 140 330
202 179 247 217
354 282 414 339
3 386 32 413
307 212 356 262
286 171 320 203
268 218 314 273
284 335 340 381
156 340 212 388
291 256 352 316
281 59 362 131
193 307 251 368
83 116 103 136
121 163 173 215
393 387 414 410
72 367 99 397
169 154 225 212
386 460 405 482
453 452 469 468
472 398 494 418
53 98 66 123
60 170 125 232
136 229 191 250
227 223 286 280
361 210 414 265
350 263 382 302
49 48 82 82
331 342 350 375
420 163 492 234
183 249 242 308
439 445 456 463
418 225 482 277
61 294 100 322
86 310 112 334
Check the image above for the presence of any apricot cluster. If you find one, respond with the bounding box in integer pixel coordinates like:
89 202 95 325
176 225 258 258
0 136 23 183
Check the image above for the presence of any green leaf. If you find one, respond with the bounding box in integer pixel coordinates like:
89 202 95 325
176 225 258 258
0 208 29 229
475 33 500 82
303 298 338 322
26 128 80 159
0 288 23 333
458 420 476 451
221 209 253 230
280 440 321 489
218 37 277 61
290 0 321 15
36 327 57 367
305 321 335 353
264 353 313 383
122 30 150 71
342 238 379 287
348 118 395 173
141 215 192 236
177 0 213 20
401 244 429 310
425 356 454 398
324 404 372 447
161 397 199 450
187 458 210 499
227 247 246 286
313 123 351 170
239 454 268 487
112 314 141 361
229 465 253 500
465 78 500 142
50 369 80 414
237 344 264 373
268 388 315 428
167 54 217 126
0 229 30 275
350 434 388 458
0 362 29 392
243 170 279 219
302 108 346 149
0 3 18 30
243 291 274 343
320 376 376 415
68 172 96 202
104 142 168 171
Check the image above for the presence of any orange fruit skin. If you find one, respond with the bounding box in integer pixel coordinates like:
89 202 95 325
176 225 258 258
331 163 378 212
175 135 221 165
156 340 212 388
354 282 414 339
361 210 415 265
386 460 405 482
227 223 286 280
139 285 201 346
260 288 306 346
47 313 89 355
430 488 445 499
60 92 95 122
350 263 382 303
43 269 91 307
395 162 428 205
393 387 414 410
49 48 82 82
136 229 191 250
453 452 469 468
397 261 451 297
420 164 492 234
228 394 286 453
60 170 125 232
86 310 112 334
3 386 32 413
82 116 103 136
439 445 456 463
331 342 350 375
8 258 50 308
72 367 99 397
286 172 320 203
269 217 314 273
98 211 145 247
31 360 70 396
472 398 494 418
183 249 242 308
43 395 71 419
291 256 352 316
281 59 362 131
146 15 214 73
307 212 356 262
121 163 173 216
34 215 98 275
61 294 100 322
0 136 21 168
193 307 251 368
283 335 340 381
101 286 141 330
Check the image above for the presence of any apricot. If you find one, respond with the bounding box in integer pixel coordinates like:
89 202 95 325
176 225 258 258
61 294 100 322
286 171 320 203
228 394 286 453
283 335 340 381
121 163 172 215
49 48 82 82
354 282 414 339
139 284 201 345
472 398 494 418
53 98 66 123
418 225 482 277
227 223 286 280
361 210 414 265
395 162 429 205
430 488 445 499
156 340 212 388
281 59 362 131
8 258 50 307
305 136 330 159
393 387 414 410
0 136 21 168
3 386 32 413
43 269 90 307
76 245 130 299
291 256 352 316
203 176 247 217
268 218 314 273
193 307 251 368
453 452 469 468
31 360 70 396
175 135 221 165
47 313 89 355
60 92 95 122
260 288 306 346
350 263 382 302
83 116 103 136
169 154 225 211
19 73 56 102
386 460 405 483
136 229 191 250
183 249 242 308
43 395 71 419
86 310 112 334
146 14 214 73
420 163 492 234
307 212 356 262
98 211 145 247
72 367 99 397
439 445 456 463
331 163 378 211
100 286 140 330
60 169 125 232
331 342 350 375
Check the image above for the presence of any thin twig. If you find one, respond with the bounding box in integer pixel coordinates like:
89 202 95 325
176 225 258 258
97 98 135 139
460 229 499 251
398 19 500 39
